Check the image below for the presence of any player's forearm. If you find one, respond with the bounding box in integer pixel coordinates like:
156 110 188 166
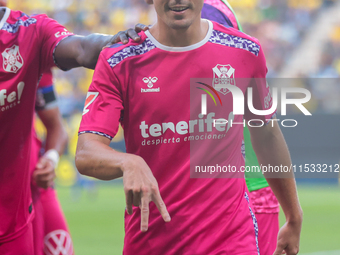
38 108 68 156
55 34 112 70
76 134 133 180
55 25 147 70
77 33 112 69
266 178 302 222
249 122 303 223
44 125 68 156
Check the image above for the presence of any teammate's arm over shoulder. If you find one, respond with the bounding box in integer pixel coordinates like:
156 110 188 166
54 24 149 70
36 12 149 71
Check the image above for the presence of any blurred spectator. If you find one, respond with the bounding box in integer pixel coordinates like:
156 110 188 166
228 0 330 77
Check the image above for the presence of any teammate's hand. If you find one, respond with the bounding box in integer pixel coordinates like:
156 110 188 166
122 155 171 232
273 219 302 255
105 23 149 48
33 156 56 189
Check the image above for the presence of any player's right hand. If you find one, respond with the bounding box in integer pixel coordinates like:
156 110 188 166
273 219 302 255
104 23 149 49
122 155 171 232
33 156 56 189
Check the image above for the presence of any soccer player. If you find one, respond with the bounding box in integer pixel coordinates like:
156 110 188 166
0 5 145 254
201 1 280 254
76 1 302 255
31 70 74 255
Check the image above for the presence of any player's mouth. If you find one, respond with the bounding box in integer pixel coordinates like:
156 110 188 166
168 6 190 14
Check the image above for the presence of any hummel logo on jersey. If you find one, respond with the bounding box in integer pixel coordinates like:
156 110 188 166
82 92 99 115
143 77 158 88
141 77 160 93
212 64 235 95
2 45 24 73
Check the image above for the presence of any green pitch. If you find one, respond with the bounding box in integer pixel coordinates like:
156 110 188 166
56 184 340 255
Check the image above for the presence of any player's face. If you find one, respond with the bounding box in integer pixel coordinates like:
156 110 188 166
153 0 204 30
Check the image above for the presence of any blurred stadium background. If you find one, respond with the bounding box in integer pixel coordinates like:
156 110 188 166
7 0 340 254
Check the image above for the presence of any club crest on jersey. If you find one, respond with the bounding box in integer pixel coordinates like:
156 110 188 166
83 92 99 115
212 64 235 95
2 45 24 73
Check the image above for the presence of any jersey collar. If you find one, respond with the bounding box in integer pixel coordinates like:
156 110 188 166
0 7 10 30
145 19 213 52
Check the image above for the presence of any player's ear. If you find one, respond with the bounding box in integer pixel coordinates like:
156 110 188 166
145 0 153 4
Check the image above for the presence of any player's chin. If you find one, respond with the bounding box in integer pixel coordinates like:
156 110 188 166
167 19 193 30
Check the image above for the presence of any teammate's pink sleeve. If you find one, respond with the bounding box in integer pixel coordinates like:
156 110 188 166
36 15 74 73
79 52 123 139
244 45 275 123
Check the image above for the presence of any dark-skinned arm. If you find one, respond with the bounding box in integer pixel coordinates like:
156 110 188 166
54 24 148 70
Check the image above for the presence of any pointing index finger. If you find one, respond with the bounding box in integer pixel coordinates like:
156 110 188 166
140 195 150 232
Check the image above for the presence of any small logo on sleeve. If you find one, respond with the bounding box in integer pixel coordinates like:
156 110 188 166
82 92 99 115
141 77 160 93
2 45 24 73
55 28 72 38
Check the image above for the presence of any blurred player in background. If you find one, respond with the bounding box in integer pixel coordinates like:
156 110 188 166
31 70 73 254
201 1 280 254
0 3 145 254
76 0 302 254
0 2 73 254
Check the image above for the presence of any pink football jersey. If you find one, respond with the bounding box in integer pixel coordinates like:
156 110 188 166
0 7 73 242
80 20 274 254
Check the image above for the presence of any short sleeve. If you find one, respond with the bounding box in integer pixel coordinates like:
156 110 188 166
78 53 123 140
244 46 276 123
37 15 74 73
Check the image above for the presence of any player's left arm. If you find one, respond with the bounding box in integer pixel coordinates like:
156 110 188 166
249 121 303 255
54 24 149 70
32 76 68 190
33 106 68 189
